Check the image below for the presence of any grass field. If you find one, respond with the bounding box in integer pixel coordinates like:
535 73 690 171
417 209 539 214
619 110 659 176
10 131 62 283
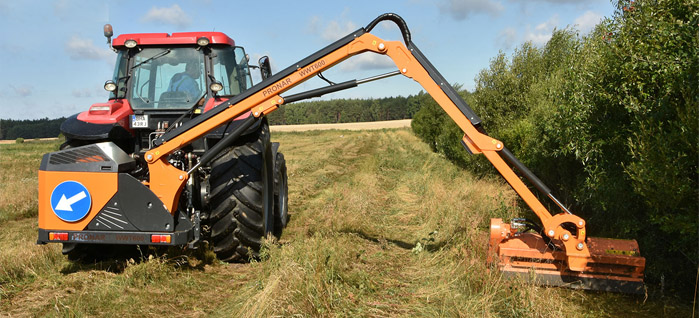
0 129 692 317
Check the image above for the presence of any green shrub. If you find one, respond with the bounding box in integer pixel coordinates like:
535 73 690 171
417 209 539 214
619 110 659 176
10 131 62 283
556 0 698 293
411 0 698 296
15 138 24 144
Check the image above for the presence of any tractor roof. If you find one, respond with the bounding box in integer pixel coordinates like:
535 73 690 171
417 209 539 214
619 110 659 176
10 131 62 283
112 32 235 47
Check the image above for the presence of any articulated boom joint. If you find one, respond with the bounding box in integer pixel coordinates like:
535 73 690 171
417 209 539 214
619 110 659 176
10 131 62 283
544 213 590 270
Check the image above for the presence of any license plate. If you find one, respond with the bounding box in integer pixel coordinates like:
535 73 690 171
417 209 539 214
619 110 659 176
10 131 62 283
131 115 149 128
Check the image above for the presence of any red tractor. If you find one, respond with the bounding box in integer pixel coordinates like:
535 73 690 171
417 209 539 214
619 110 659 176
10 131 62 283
50 25 287 261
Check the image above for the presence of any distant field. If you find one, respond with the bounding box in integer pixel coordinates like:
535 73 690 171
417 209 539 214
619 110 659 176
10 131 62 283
0 129 690 317
0 119 412 144
0 138 58 145
270 119 411 132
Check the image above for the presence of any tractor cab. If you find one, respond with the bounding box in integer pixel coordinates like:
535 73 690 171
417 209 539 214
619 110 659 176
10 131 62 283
108 32 253 111
60 26 271 154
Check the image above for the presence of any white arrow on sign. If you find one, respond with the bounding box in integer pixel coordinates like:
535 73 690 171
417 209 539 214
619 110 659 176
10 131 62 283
55 191 87 212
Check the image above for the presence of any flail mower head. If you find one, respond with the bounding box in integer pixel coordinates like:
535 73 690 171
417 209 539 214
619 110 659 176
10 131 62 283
488 218 646 294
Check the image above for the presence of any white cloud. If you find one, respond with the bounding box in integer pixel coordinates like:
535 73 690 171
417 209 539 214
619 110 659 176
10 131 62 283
307 16 321 35
496 27 517 50
305 15 395 72
380 21 399 32
523 14 560 46
509 0 583 3
321 20 358 42
524 32 553 46
340 53 395 72
574 10 602 33
439 0 504 20
53 0 70 19
10 84 33 97
306 15 359 42
65 36 113 62
141 4 191 28
71 88 95 98
536 14 560 32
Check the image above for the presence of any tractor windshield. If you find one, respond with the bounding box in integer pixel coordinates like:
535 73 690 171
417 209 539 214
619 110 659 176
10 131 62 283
129 47 205 109
211 46 252 96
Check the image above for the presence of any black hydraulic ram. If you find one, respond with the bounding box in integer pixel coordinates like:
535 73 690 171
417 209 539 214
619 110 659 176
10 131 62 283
283 71 402 104
187 115 259 174
499 146 572 214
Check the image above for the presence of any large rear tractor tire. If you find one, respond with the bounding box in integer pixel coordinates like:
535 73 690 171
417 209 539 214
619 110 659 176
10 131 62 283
206 120 277 262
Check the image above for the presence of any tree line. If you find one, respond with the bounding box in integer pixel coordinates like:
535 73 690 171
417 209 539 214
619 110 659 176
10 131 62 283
1 95 422 140
411 0 697 297
266 95 421 125
0 118 66 140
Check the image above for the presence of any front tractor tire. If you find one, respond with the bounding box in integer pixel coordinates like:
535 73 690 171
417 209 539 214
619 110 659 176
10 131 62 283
206 120 285 262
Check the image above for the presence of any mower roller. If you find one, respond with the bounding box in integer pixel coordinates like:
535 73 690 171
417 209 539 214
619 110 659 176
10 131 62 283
37 13 645 292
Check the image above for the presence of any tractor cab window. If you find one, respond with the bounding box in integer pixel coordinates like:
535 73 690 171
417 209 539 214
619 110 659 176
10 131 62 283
129 47 205 109
211 46 252 96
110 51 129 99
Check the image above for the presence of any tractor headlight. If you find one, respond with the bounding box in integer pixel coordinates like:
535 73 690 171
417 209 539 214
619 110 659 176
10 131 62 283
104 80 117 92
197 37 210 47
210 81 223 93
124 39 137 48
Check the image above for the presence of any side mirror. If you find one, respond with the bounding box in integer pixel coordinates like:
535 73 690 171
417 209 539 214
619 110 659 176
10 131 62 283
258 56 272 80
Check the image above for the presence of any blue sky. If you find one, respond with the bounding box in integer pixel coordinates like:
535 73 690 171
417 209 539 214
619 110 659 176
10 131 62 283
0 0 614 120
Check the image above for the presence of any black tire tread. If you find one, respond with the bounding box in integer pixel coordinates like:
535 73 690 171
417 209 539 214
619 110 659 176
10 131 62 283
206 121 270 262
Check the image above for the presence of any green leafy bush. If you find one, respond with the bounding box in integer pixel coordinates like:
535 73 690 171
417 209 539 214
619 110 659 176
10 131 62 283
557 0 698 293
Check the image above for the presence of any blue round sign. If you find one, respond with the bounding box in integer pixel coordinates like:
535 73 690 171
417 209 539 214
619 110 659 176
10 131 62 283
50 181 92 222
